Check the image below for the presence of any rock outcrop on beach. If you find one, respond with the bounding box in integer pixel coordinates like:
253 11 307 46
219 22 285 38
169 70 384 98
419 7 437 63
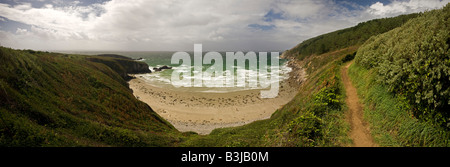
153 65 172 72
287 59 307 85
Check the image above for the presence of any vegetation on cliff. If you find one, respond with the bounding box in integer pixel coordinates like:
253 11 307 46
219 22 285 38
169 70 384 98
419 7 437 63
355 4 450 129
87 54 151 81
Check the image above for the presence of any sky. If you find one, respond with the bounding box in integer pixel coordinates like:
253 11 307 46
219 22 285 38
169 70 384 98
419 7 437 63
0 0 448 51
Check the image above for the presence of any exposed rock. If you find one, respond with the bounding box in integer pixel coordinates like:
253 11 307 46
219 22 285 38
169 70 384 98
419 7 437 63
153 65 172 72
159 65 172 70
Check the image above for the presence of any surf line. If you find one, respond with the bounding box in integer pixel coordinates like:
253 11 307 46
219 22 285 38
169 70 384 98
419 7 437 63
170 44 280 98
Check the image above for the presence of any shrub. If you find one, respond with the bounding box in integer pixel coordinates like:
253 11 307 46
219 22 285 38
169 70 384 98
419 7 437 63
341 52 356 63
288 110 322 146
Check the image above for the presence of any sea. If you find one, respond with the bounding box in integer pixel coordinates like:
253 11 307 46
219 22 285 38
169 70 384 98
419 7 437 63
60 51 292 93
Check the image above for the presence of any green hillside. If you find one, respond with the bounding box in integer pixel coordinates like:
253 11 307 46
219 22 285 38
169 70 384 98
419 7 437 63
0 47 182 146
355 4 450 124
349 4 450 146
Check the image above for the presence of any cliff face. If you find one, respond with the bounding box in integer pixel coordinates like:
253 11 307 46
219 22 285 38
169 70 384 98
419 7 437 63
115 58 152 74
86 55 151 80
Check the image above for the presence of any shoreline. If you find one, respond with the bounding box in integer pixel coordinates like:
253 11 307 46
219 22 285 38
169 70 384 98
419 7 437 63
128 60 306 135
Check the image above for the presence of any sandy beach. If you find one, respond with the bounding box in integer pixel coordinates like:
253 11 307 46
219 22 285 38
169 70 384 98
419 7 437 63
128 60 306 134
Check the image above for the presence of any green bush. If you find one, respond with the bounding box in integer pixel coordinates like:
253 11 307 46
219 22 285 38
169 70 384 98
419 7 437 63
288 110 322 146
314 86 342 111
341 52 356 63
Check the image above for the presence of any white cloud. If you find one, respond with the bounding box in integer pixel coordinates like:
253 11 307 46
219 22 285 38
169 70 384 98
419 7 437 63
0 2 95 39
0 0 448 51
368 0 450 16
15 28 28 34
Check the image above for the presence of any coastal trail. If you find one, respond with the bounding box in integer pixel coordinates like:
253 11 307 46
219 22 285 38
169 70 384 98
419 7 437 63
342 62 377 147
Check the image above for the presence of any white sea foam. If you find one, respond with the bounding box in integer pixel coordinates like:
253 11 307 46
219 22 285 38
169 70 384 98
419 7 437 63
137 60 291 93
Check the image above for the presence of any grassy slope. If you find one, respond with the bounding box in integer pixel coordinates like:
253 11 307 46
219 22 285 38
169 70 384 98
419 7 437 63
348 64 450 146
0 47 184 146
348 4 450 146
